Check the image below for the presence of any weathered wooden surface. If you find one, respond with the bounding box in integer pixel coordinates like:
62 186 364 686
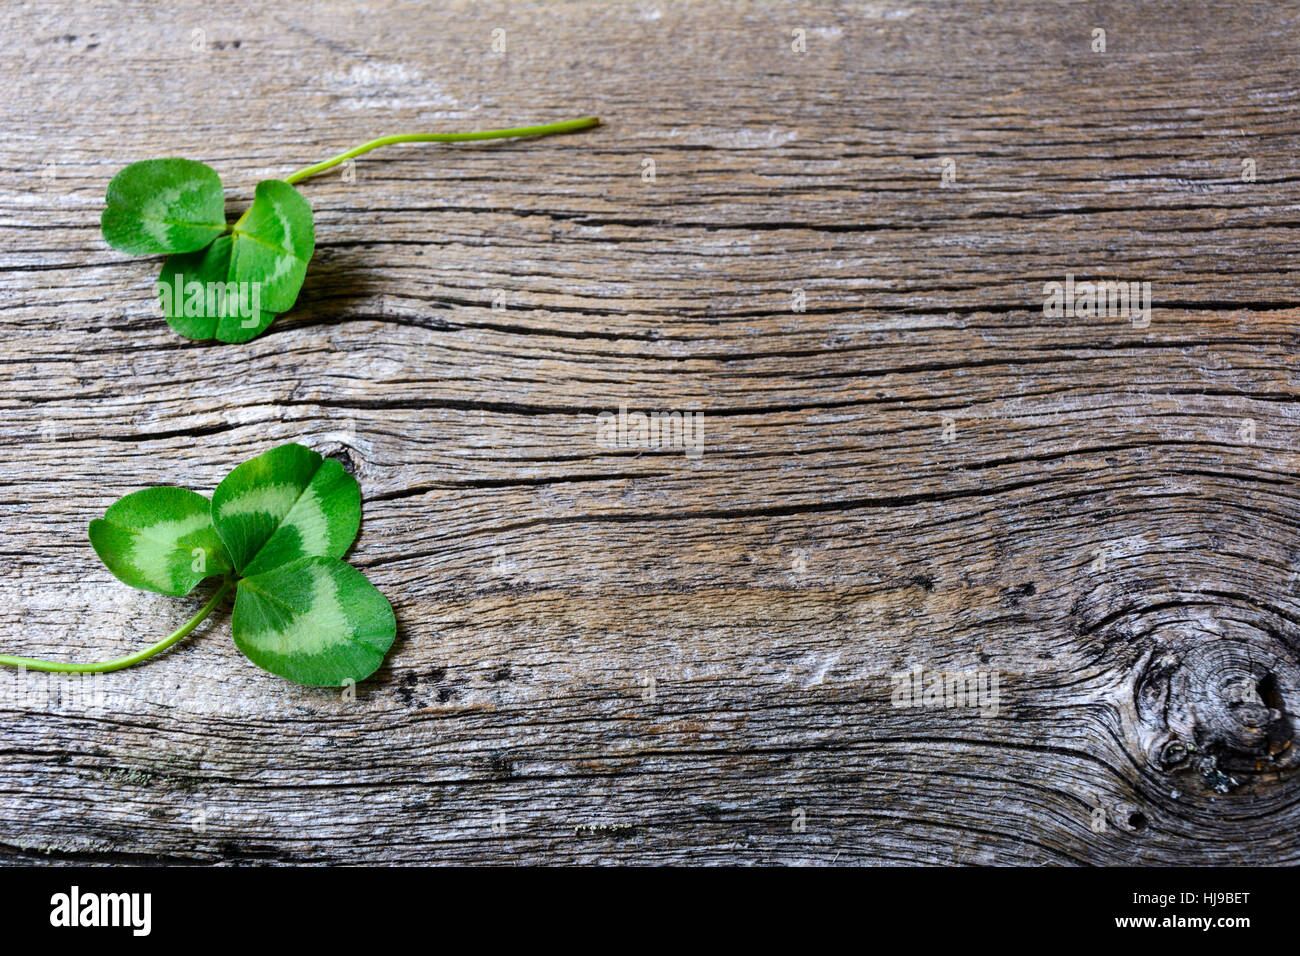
0 0 1297 865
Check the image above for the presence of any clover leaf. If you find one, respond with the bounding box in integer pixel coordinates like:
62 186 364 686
100 117 600 343
101 158 227 255
158 235 276 343
154 179 318 343
88 487 232 596
232 556 396 688
211 443 360 577
1 444 395 688
230 179 315 313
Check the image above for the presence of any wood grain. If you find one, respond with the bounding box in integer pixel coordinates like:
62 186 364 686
0 0 1298 864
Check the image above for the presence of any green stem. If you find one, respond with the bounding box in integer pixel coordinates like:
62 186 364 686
282 116 601 185
0 578 234 675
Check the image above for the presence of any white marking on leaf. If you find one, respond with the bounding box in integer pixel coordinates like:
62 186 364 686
140 181 193 245
279 480 331 555
126 511 213 585
217 482 302 521
249 563 349 656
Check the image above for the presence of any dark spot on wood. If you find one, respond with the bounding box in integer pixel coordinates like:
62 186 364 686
395 670 418 705
909 573 935 592
1002 582 1036 606
1199 756 1239 794
323 445 360 475
489 665 512 682
1159 741 1188 769
487 752 515 778
1256 672 1292 756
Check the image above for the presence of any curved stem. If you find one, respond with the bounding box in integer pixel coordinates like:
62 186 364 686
0 578 235 674
283 116 601 184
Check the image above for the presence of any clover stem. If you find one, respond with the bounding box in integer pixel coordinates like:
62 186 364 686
0 578 235 674
282 116 601 185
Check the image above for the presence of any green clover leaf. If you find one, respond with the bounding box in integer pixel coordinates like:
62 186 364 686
211 442 359 576
233 556 396 687
88 487 232 596
1 444 395 688
152 179 313 343
103 162 315 343
101 158 227 256
230 179 315 313
98 117 600 343
158 235 276 343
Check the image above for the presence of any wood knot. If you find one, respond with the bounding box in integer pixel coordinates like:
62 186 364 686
1136 633 1297 790
320 442 362 476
